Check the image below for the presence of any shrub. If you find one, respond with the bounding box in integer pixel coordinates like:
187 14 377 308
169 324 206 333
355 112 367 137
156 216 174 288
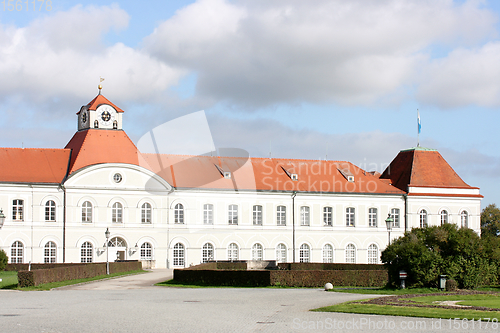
446 279 458 291
382 223 497 289
0 249 7 271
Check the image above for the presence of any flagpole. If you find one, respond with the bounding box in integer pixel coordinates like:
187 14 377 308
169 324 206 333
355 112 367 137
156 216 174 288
417 109 420 147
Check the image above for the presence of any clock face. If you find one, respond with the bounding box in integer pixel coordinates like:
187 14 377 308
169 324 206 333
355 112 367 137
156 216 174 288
97 105 116 126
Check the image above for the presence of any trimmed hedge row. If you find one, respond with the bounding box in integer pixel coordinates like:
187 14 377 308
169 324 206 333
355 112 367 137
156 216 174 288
277 263 384 271
174 268 388 287
183 262 248 271
270 270 387 287
174 269 271 286
17 261 142 287
6 263 89 272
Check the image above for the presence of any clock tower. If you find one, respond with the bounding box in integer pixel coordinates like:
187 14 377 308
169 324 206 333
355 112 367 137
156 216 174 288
77 85 124 131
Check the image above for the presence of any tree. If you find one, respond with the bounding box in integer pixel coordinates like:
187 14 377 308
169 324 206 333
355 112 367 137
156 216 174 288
381 223 497 289
481 204 500 237
0 249 7 271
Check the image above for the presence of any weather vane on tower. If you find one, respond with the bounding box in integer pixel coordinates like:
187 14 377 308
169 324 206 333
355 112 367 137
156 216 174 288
98 77 105 94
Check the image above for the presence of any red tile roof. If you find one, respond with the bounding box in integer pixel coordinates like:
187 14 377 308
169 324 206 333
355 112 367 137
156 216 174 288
0 148 70 183
142 154 404 194
65 129 140 174
77 94 124 114
380 148 473 192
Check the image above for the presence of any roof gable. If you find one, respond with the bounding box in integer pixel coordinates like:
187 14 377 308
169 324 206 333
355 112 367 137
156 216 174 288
77 94 124 114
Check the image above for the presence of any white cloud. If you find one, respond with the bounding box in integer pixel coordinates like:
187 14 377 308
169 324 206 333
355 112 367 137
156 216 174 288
417 42 500 108
145 0 496 108
0 4 184 106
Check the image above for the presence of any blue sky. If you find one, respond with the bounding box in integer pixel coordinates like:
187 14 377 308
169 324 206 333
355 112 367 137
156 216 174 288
0 0 499 206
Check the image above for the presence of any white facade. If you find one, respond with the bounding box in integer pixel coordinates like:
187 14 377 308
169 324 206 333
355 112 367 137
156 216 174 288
0 95 482 268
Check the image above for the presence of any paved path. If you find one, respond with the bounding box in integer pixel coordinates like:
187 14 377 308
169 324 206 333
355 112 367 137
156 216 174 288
57 269 174 290
0 271 492 332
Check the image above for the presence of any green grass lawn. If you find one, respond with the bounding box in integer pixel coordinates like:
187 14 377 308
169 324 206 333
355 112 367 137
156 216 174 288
0 271 18 289
1 270 146 291
316 290 500 320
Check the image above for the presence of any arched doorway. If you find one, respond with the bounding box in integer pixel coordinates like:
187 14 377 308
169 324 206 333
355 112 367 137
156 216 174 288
108 237 127 261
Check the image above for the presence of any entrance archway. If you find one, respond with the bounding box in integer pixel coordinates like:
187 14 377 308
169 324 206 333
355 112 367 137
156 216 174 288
108 237 127 261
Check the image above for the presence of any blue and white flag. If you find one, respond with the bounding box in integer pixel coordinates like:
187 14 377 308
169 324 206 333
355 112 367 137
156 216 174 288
417 111 421 134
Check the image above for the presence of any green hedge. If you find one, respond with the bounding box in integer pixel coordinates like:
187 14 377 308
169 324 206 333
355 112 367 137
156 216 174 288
174 269 270 286
17 261 142 287
6 263 89 272
278 263 384 271
270 269 387 287
173 268 388 287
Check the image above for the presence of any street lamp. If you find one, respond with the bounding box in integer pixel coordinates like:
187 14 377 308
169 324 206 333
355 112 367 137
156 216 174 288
0 209 5 229
105 228 110 275
385 213 394 245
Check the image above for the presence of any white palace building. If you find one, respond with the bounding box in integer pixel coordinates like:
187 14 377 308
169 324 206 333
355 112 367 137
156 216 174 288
0 92 483 268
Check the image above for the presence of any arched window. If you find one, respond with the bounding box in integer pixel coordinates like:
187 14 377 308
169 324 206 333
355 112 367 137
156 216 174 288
299 244 310 263
346 207 355 226
228 204 238 225
202 243 214 263
112 202 123 223
12 199 23 221
173 243 185 267
141 242 152 260
81 242 93 263
108 237 126 247
45 200 56 221
368 244 378 264
141 203 152 224
276 243 287 263
228 243 239 261
204 204 213 224
300 206 310 226
174 203 184 224
82 201 92 223
44 241 56 263
440 210 448 225
345 244 356 263
323 206 333 226
11 241 23 263
112 120 118 129
390 208 400 228
368 208 377 227
419 209 428 228
322 244 334 263
252 243 263 261
461 211 468 228
94 120 99 128
277 205 286 226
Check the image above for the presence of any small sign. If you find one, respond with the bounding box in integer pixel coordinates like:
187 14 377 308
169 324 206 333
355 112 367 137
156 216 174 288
399 270 407 279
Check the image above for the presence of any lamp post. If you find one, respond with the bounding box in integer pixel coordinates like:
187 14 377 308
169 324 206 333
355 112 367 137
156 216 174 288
385 213 393 246
105 228 110 275
0 209 5 229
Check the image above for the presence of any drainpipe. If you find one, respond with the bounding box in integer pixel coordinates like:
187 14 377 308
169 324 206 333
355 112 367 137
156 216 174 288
292 191 296 263
62 185 66 263
404 194 408 232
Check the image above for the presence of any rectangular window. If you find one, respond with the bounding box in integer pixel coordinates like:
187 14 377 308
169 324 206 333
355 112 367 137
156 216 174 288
12 199 23 221
228 205 238 225
300 206 310 226
368 208 377 227
277 205 286 226
204 204 213 224
346 207 355 226
323 206 332 226
391 208 400 228
252 205 262 225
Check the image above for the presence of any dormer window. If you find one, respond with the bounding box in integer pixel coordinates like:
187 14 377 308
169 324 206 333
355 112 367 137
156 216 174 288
291 174 298 181
338 168 355 182
224 171 231 179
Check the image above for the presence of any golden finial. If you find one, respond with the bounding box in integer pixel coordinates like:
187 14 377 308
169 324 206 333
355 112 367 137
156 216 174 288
99 77 105 94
